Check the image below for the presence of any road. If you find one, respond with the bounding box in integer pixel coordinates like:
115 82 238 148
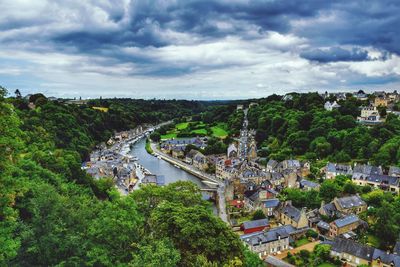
150 142 229 223
239 108 249 160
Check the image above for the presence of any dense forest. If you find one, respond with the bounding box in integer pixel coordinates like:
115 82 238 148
0 89 261 266
248 93 400 168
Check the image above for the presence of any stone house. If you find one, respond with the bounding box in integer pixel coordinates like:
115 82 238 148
277 201 308 229
329 214 362 238
333 195 367 215
325 163 353 179
193 152 208 171
240 225 291 259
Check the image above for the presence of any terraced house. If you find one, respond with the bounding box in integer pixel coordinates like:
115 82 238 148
240 225 291 259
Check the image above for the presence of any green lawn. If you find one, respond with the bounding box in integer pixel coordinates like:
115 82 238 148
295 238 310 247
211 126 228 138
175 122 189 130
317 263 337 267
161 132 177 139
366 233 380 247
191 129 207 135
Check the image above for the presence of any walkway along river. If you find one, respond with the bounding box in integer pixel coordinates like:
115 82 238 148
129 138 220 215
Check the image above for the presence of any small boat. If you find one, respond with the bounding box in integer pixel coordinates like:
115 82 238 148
174 164 180 169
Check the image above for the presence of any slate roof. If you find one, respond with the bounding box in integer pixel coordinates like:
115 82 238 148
353 164 382 175
262 199 280 208
354 174 400 187
317 221 330 231
331 237 375 261
267 159 279 169
282 204 301 223
265 255 295 267
321 202 338 217
389 166 400 177
186 149 199 159
240 225 290 246
242 218 269 230
332 214 359 228
373 249 400 266
326 163 352 174
300 179 320 188
335 195 366 209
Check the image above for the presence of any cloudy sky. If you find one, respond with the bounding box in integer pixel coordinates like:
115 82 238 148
1 0 399 99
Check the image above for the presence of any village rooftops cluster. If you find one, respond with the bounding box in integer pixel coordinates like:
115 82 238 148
328 237 400 267
83 126 152 193
324 162 400 194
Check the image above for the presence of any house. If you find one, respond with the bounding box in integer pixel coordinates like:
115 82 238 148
372 248 400 267
330 237 375 266
325 163 353 179
333 195 367 215
277 159 301 172
389 166 400 177
244 187 276 210
141 174 165 186
185 149 199 164
330 237 400 267
193 152 208 171
357 106 382 124
374 96 388 107
353 164 383 176
227 143 238 158
261 199 280 217
329 214 362 238
299 179 320 191
319 201 340 218
240 225 291 259
171 146 185 158
352 173 400 194
265 255 295 267
324 101 341 111
216 158 240 180
278 201 308 229
241 218 270 234
316 221 330 235
354 90 368 100
266 159 279 172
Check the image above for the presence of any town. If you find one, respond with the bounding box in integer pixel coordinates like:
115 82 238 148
80 89 400 267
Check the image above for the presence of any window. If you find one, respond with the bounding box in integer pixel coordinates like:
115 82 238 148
355 258 359 264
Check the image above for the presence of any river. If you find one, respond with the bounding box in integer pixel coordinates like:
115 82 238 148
129 138 205 188
129 138 219 214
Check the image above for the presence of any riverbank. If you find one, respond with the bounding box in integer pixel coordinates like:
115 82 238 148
145 138 153 154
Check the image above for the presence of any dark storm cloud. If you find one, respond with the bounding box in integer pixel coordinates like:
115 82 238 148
1 0 400 96
300 47 369 63
3 0 399 59
295 0 400 55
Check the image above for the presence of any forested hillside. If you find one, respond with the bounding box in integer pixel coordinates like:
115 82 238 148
0 89 261 266
249 93 400 168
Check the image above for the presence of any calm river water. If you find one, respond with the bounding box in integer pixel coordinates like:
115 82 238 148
129 138 205 188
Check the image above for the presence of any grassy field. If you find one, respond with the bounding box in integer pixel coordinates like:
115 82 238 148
160 121 229 140
176 122 189 130
295 237 310 247
92 106 109 112
317 263 337 267
161 132 177 139
211 126 228 138
191 129 207 135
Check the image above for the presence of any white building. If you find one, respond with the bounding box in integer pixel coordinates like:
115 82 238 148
324 101 341 111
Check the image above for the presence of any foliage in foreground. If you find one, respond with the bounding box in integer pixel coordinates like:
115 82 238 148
0 90 261 266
